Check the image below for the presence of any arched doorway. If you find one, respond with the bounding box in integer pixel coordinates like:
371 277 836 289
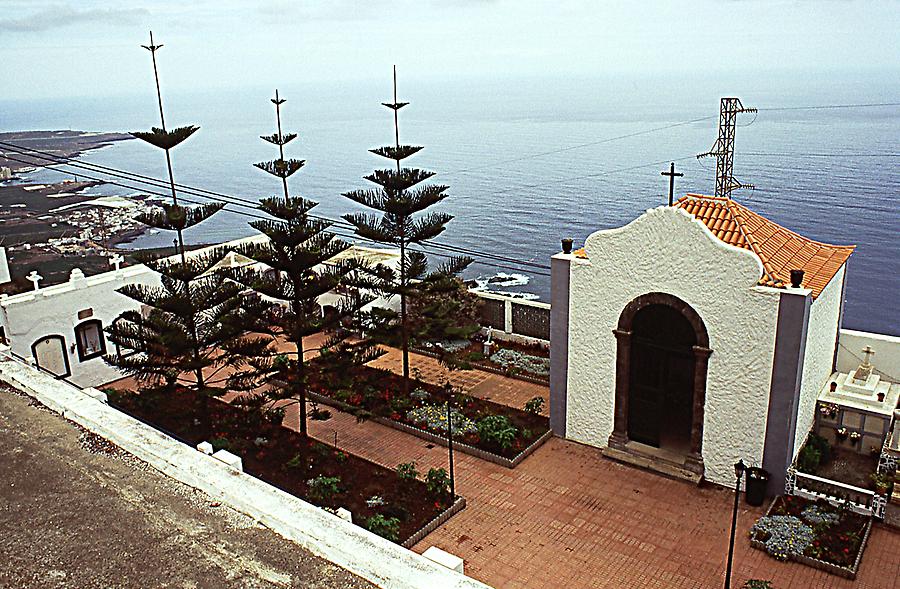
607 293 712 479
32 335 71 378
628 305 695 450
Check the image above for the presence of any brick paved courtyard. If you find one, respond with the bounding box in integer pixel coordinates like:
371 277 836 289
305 348 900 589
110 342 900 588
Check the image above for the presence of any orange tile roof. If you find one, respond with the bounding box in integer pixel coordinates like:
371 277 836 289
674 194 854 298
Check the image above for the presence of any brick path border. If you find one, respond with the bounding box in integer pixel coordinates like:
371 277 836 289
402 496 467 549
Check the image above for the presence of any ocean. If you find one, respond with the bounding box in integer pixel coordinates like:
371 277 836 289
1 70 898 336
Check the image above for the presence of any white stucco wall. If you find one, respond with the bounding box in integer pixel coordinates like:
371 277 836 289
836 329 900 376
565 206 782 486
0 265 159 388
793 266 845 455
0 239 403 389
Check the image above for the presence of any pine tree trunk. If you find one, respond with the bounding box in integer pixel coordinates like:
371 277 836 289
297 337 308 437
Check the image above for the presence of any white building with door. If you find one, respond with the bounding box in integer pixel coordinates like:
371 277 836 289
549 194 856 490
0 238 400 389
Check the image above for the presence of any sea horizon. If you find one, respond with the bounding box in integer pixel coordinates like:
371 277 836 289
2 71 898 336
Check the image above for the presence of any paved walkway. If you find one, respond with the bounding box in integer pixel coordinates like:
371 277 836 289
107 342 900 588
368 348 550 416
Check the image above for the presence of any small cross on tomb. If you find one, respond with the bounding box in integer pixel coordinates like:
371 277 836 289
109 253 124 272
26 270 42 291
862 345 875 366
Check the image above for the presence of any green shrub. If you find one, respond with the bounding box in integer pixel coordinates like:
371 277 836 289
307 475 341 503
523 396 545 414
396 461 419 481
286 453 303 469
806 433 832 465
743 581 773 589
797 445 821 474
366 514 401 542
477 414 518 450
265 406 286 425
425 467 451 498
209 437 230 451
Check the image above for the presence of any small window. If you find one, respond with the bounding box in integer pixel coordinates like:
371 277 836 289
74 319 106 361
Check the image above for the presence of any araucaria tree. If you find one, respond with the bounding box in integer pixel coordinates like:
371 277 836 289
105 33 244 428
230 90 379 436
342 67 472 394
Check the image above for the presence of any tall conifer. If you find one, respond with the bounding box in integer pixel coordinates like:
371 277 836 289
230 91 380 436
105 33 244 428
342 67 472 394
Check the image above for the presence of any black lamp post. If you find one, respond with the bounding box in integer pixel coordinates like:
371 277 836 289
445 385 456 499
724 459 746 589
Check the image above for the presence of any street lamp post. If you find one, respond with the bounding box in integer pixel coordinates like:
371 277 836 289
725 459 746 589
446 386 456 499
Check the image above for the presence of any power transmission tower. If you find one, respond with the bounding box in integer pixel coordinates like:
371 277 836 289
698 98 756 198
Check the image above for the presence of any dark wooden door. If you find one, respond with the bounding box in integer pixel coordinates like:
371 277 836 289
628 341 665 446
628 340 694 448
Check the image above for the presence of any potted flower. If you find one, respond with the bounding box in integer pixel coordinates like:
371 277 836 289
836 427 848 442
871 472 892 495
877 391 885 402
849 431 861 444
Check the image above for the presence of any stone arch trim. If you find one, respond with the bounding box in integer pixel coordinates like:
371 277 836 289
608 292 712 478
616 292 710 348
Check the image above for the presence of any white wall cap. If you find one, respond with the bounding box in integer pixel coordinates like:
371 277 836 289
197 441 214 455
212 449 243 472
82 387 108 403
423 546 465 573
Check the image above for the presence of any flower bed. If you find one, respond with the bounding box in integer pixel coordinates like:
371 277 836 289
749 495 872 579
306 362 550 465
416 337 550 385
106 387 456 545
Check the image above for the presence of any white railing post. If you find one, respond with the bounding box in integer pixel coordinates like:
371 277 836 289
872 494 887 520
785 466 796 495
504 300 513 334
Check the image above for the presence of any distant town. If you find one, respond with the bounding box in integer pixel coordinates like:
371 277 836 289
0 130 161 293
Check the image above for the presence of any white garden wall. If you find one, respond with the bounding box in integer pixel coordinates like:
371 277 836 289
836 329 900 376
564 206 782 486
793 266 845 455
0 353 490 589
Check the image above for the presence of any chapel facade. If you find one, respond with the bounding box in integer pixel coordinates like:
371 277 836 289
549 194 854 492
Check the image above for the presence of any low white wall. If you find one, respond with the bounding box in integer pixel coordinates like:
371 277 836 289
0 264 159 387
837 329 900 378
565 206 781 486
794 266 845 454
0 355 490 589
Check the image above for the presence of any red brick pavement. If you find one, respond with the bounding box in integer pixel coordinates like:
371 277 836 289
107 340 900 589
368 348 550 416
297 406 900 589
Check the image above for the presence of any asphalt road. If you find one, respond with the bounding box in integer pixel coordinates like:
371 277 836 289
0 386 376 589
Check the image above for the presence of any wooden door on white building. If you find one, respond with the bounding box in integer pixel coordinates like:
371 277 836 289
32 335 70 378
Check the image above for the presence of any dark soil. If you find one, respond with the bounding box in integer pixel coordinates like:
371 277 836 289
762 495 870 568
307 362 550 459
815 447 879 490
107 388 447 544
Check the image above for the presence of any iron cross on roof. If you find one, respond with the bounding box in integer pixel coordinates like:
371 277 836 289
661 162 684 206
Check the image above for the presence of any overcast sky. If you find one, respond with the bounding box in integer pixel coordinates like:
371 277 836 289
2 0 899 100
